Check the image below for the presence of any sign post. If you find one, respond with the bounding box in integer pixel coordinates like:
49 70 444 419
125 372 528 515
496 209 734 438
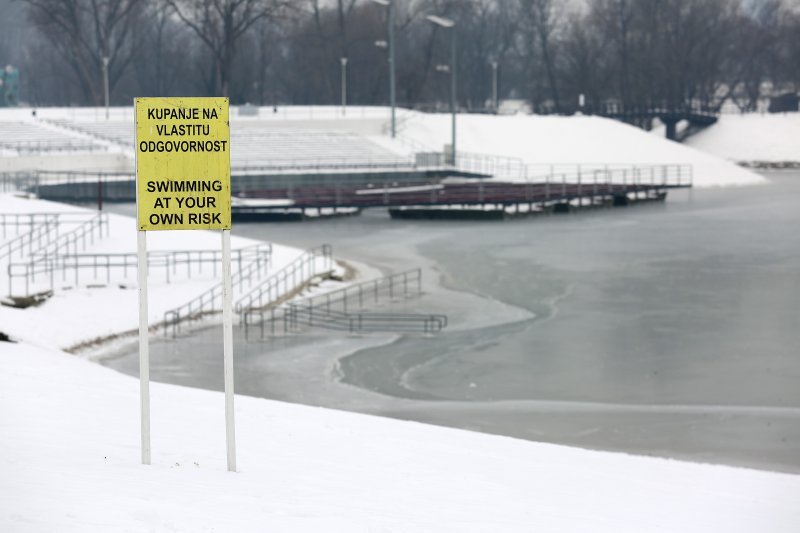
134 97 235 471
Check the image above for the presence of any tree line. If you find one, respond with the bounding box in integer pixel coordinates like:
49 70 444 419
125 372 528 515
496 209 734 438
1 0 798 112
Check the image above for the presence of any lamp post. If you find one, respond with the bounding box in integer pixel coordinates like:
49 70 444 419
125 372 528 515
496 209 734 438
340 56 348 116
427 15 456 165
490 60 499 113
371 0 396 138
102 56 109 120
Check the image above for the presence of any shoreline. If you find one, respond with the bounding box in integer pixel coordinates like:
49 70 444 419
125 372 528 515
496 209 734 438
49 180 800 474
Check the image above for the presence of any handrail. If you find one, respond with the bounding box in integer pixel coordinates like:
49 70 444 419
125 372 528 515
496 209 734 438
161 244 274 335
233 244 334 317
241 268 449 338
0 139 106 154
293 268 423 314
5 213 109 296
245 304 447 337
521 163 693 187
455 151 526 178
7 243 271 298
33 212 109 258
0 215 60 262
0 211 116 255
284 306 447 335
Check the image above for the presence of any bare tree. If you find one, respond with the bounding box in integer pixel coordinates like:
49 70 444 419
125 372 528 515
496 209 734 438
589 0 635 108
516 0 563 111
165 0 291 96
20 0 144 105
8 0 800 111
560 10 610 110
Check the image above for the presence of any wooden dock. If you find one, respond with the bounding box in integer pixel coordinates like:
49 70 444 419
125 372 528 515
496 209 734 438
233 171 691 221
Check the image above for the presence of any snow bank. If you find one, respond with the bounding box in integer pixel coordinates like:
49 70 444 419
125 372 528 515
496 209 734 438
2 340 799 532
403 114 766 187
0 194 304 350
686 113 800 165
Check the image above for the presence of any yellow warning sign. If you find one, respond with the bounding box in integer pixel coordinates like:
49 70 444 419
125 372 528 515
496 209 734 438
135 97 231 231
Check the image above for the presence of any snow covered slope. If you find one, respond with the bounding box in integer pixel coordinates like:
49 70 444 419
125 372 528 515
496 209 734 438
685 113 800 166
2 341 799 532
403 114 766 187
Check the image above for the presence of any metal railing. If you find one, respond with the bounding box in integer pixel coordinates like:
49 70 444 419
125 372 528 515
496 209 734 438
0 215 60 261
5 212 109 296
0 213 62 238
520 163 693 188
455 151 527 178
161 244 274 336
282 307 447 335
0 211 114 258
243 269 448 338
234 245 334 319
290 268 423 314
32 212 109 258
0 171 40 193
0 139 106 154
232 156 420 173
8 244 271 298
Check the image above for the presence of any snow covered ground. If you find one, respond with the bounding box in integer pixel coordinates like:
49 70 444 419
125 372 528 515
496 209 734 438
0 193 309 351
1 197 799 532
685 113 800 166
2 111 799 530
3 337 800 532
401 114 766 188
2 106 787 186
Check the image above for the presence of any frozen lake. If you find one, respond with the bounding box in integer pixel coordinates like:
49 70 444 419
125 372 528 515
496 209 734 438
102 171 800 473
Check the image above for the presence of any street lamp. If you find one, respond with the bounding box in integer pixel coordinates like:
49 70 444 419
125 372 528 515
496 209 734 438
427 15 456 165
102 56 109 120
490 60 499 113
371 0 396 138
340 56 348 116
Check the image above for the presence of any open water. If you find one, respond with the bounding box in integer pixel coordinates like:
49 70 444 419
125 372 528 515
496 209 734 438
102 172 800 473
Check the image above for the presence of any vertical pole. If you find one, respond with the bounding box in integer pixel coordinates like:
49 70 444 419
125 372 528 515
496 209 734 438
450 28 457 166
102 57 110 120
341 57 348 117
222 229 237 472
491 61 498 112
389 1 396 138
137 230 151 465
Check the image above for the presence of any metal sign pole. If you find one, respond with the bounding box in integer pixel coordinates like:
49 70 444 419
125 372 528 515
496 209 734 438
137 229 151 465
134 98 151 466
135 96 233 471
222 228 236 471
